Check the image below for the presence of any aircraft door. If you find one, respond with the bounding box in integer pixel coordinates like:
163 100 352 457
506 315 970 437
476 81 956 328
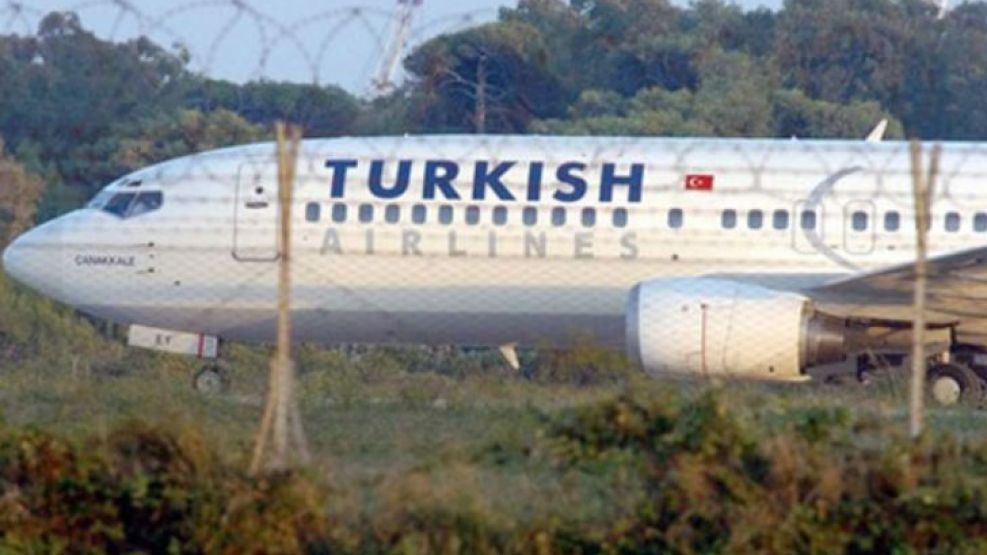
843 200 875 255
792 201 823 254
233 163 279 262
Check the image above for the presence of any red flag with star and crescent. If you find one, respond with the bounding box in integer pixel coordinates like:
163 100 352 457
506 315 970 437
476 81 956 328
685 174 715 191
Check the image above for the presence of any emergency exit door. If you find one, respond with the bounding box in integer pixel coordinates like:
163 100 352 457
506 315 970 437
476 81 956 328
843 200 876 255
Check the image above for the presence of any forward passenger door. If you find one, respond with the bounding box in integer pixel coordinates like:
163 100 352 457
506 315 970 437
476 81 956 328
233 162 279 262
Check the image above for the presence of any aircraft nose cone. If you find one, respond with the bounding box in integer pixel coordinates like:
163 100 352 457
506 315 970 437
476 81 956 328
1 227 64 300
2 236 25 281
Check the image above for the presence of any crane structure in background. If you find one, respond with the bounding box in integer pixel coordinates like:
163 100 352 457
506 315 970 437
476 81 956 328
371 0 423 96
926 0 949 19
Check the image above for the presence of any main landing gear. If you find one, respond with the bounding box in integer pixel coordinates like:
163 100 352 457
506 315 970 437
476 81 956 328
923 346 987 407
926 362 985 407
854 347 987 408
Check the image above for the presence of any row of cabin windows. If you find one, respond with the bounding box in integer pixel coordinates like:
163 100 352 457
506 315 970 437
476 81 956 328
717 209 804 231
304 203 987 234
305 203 631 229
845 210 987 233
662 209 810 231
705 209 987 234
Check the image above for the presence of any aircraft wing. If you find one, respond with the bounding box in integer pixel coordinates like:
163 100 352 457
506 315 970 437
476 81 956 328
808 246 987 329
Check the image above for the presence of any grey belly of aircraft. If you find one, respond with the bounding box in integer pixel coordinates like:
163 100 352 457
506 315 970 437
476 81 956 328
79 286 631 348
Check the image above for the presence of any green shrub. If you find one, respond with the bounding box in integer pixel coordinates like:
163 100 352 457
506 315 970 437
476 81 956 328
545 393 987 555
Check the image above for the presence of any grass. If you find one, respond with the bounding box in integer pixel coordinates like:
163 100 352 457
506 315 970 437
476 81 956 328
0 346 647 528
0 345 976 478
5 342 987 552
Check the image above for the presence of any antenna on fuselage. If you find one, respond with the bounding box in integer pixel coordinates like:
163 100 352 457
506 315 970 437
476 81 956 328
866 119 889 143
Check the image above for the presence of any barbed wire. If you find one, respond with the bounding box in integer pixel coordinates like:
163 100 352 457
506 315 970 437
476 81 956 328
0 0 498 92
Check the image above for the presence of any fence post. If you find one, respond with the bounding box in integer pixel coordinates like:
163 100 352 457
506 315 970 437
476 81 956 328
908 140 940 440
250 122 310 474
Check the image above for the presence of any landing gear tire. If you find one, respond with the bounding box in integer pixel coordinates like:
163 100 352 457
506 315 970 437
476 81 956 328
193 365 228 394
927 363 983 407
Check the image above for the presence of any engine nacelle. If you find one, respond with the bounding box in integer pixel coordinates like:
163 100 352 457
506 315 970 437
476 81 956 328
626 278 846 381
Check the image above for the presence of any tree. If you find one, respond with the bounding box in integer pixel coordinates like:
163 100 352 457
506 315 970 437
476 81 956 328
774 0 934 110
110 109 265 172
913 3 987 139
193 80 362 138
772 89 903 139
0 139 44 248
404 20 565 133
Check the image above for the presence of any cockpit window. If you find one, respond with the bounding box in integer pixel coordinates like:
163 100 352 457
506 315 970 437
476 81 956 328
97 191 163 219
102 193 137 217
87 190 114 209
128 192 163 218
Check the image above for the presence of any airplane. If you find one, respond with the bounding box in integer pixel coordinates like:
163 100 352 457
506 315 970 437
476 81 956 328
3 131 987 405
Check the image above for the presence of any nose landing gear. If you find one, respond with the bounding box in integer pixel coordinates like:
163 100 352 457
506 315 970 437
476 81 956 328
193 363 230 394
128 325 229 393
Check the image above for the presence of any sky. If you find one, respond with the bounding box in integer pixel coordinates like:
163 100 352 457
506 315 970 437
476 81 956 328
1 0 783 93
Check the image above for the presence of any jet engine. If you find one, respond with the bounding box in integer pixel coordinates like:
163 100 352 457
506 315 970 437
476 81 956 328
626 278 847 381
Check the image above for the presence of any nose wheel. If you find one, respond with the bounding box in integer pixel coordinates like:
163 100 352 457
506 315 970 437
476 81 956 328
193 364 229 394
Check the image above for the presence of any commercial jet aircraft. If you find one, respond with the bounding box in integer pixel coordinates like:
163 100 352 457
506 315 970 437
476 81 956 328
3 133 987 404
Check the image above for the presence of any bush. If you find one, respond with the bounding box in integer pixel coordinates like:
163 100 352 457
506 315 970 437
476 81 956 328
545 393 987 555
7 392 987 554
0 422 337 553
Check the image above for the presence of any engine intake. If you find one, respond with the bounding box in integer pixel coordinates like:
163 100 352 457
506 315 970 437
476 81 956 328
626 278 846 381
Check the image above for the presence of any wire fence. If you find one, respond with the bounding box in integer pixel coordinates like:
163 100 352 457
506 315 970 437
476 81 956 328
4 136 978 383
0 0 983 442
0 0 495 92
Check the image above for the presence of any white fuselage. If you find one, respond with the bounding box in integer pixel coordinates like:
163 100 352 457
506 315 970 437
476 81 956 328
4 135 985 348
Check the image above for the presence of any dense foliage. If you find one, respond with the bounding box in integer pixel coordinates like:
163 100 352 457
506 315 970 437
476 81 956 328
4 392 987 553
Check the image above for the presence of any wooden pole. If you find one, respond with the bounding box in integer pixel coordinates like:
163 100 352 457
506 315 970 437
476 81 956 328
250 122 310 474
908 141 941 440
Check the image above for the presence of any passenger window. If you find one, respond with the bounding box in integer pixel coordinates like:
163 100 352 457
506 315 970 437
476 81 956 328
852 211 868 231
127 192 163 218
552 207 566 227
613 208 628 228
385 204 400 224
412 204 427 224
884 211 900 232
102 193 136 218
773 210 789 230
305 202 320 223
748 210 763 230
523 207 538 226
668 208 684 229
466 206 480 226
800 210 817 230
945 212 961 233
439 205 454 225
332 204 347 223
722 209 737 229
493 206 508 226
582 208 596 228
359 204 374 223
976 213 987 233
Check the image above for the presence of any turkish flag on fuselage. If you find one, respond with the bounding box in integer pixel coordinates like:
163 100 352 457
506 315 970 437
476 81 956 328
685 174 715 191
